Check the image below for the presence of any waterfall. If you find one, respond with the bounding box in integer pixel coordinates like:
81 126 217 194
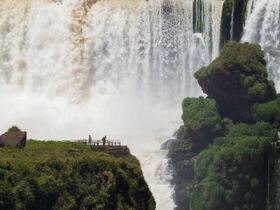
246 0 258 17
193 0 224 60
230 5 234 41
1 0 279 209
242 0 280 90
0 0 225 209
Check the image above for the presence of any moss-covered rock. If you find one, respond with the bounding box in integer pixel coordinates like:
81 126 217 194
252 94 280 129
182 97 223 151
169 42 280 210
168 97 223 210
195 42 276 122
0 140 155 210
192 122 277 210
168 138 195 210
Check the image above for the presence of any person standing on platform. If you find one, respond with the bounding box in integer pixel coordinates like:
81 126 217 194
102 136 107 146
88 135 92 145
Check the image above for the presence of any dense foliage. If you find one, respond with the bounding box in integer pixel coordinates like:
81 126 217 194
181 97 223 150
168 97 222 209
0 141 155 210
252 94 280 129
182 97 222 135
192 122 277 210
195 42 276 122
168 42 280 210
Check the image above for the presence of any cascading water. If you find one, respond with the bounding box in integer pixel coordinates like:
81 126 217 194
230 6 234 41
193 0 224 60
0 0 224 209
242 0 280 90
246 0 258 18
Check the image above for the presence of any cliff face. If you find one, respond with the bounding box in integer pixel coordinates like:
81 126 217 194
169 42 280 210
0 140 155 210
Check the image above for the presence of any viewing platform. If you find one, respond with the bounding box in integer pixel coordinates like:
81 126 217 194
76 139 128 157
77 139 122 147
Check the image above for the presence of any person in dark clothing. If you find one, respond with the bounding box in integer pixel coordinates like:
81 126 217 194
88 135 92 144
102 136 107 146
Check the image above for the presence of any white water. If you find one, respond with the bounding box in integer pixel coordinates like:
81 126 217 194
194 0 224 60
246 0 258 18
242 0 280 90
0 0 225 209
230 5 234 41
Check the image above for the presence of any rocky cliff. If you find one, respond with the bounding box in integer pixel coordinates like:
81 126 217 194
168 42 280 210
0 140 155 210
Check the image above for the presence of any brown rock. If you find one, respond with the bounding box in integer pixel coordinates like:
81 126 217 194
0 127 27 148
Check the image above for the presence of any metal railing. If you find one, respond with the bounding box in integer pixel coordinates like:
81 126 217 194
77 139 122 147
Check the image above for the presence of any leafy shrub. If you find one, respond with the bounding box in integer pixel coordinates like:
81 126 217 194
192 122 276 210
252 94 280 129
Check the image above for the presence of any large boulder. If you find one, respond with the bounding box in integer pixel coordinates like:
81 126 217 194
0 126 27 148
194 42 276 122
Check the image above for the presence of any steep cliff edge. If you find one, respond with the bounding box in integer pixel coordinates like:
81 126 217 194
0 140 155 210
168 42 280 210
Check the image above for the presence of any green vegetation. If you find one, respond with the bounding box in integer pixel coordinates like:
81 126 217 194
168 42 280 210
181 97 222 150
168 97 222 209
182 97 222 135
192 122 277 210
252 94 280 129
0 140 155 210
194 42 276 122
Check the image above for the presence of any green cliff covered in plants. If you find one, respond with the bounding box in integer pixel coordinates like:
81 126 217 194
168 42 280 210
0 140 155 210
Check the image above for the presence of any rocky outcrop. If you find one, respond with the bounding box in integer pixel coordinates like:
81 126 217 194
168 42 280 210
0 140 155 210
181 97 223 151
192 122 277 210
0 126 26 148
194 42 276 122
